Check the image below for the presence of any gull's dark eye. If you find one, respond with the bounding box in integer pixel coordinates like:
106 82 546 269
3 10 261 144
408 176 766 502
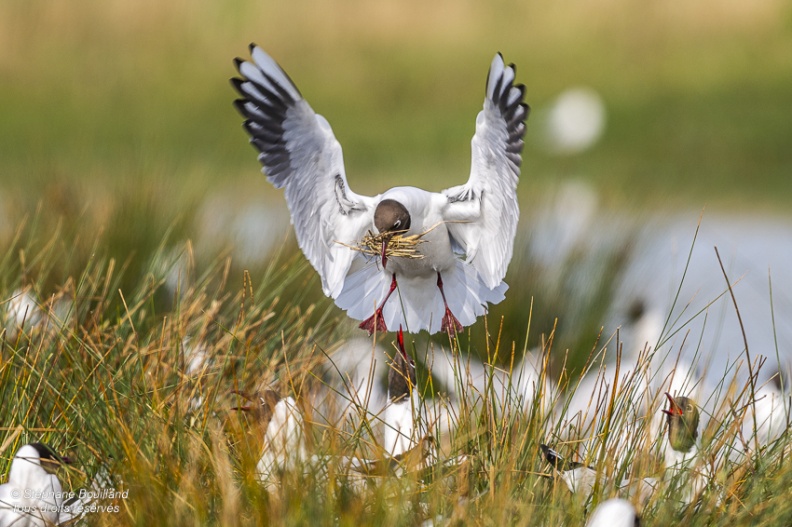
394 220 401 229
686 404 694 413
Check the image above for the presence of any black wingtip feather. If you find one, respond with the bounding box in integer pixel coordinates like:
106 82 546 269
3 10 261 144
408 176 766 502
244 120 284 143
232 98 248 117
230 77 245 96
249 42 258 52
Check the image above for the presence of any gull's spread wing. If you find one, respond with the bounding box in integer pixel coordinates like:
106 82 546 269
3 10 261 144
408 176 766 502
441 53 528 288
232 45 376 298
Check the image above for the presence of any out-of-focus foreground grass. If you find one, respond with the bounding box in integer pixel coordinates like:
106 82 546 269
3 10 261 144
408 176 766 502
2 232 792 526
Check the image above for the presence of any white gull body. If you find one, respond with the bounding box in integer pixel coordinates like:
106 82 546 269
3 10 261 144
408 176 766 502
0 444 67 527
586 498 639 527
383 400 416 458
232 46 528 335
256 396 308 491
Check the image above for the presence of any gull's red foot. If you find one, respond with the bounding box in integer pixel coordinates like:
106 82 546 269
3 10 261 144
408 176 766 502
359 273 398 335
359 311 388 335
436 272 463 336
441 308 463 336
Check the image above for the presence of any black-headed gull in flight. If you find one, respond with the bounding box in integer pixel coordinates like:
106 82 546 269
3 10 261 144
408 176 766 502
232 46 529 335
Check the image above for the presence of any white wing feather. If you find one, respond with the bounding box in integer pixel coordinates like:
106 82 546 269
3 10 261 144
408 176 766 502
441 53 528 289
232 45 376 298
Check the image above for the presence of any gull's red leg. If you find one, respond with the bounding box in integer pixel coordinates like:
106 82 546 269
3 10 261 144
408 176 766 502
359 274 398 335
437 272 463 336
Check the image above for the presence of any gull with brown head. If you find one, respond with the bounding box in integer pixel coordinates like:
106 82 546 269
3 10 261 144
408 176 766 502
0 443 71 527
232 46 529 335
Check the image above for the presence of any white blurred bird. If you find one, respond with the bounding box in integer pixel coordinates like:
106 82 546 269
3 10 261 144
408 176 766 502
544 87 606 155
232 46 529 335
57 459 120 526
255 394 308 491
430 344 553 414
586 498 639 527
318 337 389 426
0 443 70 527
4 288 43 339
383 328 419 457
741 373 791 452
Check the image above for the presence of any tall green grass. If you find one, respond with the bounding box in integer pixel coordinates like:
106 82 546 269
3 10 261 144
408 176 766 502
2 223 792 526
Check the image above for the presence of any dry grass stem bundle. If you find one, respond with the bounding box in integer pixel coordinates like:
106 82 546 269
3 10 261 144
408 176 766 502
336 222 447 260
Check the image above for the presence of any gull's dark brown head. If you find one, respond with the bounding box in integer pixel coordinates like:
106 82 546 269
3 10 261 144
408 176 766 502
28 443 70 474
388 326 416 403
662 392 700 453
374 199 411 234
374 199 411 268
231 389 281 425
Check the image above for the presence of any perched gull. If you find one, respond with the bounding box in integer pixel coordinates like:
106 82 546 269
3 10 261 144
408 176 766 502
383 327 419 457
254 393 308 491
232 46 529 335
540 444 600 499
540 444 656 506
241 385 436 493
0 443 70 527
661 393 710 508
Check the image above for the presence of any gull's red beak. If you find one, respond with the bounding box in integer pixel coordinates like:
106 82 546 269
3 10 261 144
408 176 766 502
397 325 406 358
661 392 682 416
381 233 393 268
231 389 253 411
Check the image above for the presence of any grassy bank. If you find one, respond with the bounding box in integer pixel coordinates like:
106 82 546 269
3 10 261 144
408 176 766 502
2 227 792 525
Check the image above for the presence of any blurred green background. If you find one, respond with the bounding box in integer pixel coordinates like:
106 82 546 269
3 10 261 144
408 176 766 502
1 0 791 355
